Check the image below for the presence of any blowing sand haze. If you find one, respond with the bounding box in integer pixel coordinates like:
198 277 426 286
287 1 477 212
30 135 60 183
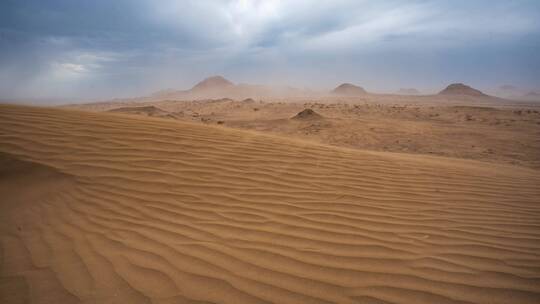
2 1 540 304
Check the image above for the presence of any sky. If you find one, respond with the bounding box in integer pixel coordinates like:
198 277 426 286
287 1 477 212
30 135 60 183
1 0 539 101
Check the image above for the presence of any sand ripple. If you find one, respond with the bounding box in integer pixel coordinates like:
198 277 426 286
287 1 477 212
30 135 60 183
1 105 539 303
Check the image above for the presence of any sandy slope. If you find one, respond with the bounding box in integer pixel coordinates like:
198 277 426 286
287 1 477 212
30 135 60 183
1 104 539 304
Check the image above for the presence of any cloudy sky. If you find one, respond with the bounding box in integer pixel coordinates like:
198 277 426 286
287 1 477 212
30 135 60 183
1 0 539 101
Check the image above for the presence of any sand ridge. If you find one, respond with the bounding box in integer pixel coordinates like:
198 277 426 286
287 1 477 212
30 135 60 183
1 104 540 303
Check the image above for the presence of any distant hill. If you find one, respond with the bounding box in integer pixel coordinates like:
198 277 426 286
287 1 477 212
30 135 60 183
396 88 420 95
492 84 520 99
332 83 367 96
520 91 540 101
147 76 315 100
191 76 234 91
438 83 486 97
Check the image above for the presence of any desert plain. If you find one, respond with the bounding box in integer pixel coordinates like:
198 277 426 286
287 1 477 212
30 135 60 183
1 77 540 304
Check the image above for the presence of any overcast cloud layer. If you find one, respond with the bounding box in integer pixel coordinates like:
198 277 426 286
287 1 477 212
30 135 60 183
1 0 539 101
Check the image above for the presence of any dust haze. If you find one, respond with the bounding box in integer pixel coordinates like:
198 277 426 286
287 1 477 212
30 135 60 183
1 0 540 101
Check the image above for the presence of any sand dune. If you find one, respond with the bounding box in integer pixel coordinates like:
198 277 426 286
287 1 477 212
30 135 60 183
108 105 169 116
1 104 540 303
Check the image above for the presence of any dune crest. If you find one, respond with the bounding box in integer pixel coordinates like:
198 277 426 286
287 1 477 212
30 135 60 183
1 105 539 304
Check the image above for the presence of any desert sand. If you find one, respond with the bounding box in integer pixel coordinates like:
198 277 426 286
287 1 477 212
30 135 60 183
62 78 540 172
1 103 540 303
66 98 540 170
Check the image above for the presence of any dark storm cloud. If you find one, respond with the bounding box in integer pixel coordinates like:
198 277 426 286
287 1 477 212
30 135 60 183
1 0 539 100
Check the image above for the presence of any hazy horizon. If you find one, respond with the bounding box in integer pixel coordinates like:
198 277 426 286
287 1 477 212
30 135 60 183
1 0 540 102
